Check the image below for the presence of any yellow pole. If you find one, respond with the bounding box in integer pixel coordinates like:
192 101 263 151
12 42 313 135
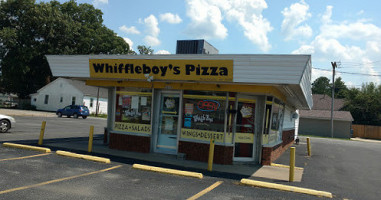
289 147 295 182
38 121 46 146
307 137 311 156
88 126 94 153
207 138 215 171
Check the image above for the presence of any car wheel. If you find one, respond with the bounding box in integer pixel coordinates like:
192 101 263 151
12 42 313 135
57 112 62 117
82 116 87 119
0 120 10 133
73 113 79 118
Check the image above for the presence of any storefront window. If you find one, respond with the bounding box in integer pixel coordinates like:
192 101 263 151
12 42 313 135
181 91 227 143
262 97 272 145
268 98 285 144
114 87 152 135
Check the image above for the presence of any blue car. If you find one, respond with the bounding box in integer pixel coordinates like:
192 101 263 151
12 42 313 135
56 105 89 119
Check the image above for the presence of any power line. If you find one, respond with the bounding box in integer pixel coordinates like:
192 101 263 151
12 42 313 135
313 67 381 77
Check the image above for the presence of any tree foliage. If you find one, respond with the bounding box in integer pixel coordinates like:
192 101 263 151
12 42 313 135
311 76 348 98
312 76 330 95
0 0 131 98
342 83 381 125
137 45 154 55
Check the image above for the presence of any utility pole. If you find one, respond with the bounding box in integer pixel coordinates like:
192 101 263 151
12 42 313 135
330 62 338 138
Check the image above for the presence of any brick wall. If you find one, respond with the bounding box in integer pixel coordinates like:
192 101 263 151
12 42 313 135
109 133 151 153
261 129 295 165
178 141 233 165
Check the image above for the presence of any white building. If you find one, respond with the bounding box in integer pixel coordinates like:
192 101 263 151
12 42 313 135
30 78 108 114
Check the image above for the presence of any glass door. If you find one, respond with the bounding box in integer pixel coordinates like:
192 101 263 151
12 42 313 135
233 95 256 161
155 92 180 153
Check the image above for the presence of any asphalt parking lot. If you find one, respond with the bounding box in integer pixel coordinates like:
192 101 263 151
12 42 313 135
0 146 319 200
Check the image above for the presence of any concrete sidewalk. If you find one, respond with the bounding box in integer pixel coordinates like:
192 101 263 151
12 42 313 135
35 138 304 182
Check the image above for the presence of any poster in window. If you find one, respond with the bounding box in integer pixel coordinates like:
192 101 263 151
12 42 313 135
184 118 192 128
131 96 139 110
142 107 150 121
140 97 147 106
122 96 131 108
185 103 194 117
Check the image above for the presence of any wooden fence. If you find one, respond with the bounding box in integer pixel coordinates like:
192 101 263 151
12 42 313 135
352 124 381 139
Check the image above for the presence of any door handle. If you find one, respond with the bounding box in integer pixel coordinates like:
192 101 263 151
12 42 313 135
168 136 177 139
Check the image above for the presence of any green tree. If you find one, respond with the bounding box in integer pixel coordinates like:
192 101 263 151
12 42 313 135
334 77 348 98
137 45 154 55
311 76 330 95
343 83 381 125
0 0 130 98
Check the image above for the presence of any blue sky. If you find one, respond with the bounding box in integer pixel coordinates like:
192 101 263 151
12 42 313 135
39 0 381 87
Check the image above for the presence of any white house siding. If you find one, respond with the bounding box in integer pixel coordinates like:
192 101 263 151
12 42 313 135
83 96 108 114
31 79 83 111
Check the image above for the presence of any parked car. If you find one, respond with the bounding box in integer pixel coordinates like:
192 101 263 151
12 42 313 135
0 114 16 133
56 105 90 119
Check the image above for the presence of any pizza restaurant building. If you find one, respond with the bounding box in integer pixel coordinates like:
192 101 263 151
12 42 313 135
46 54 312 165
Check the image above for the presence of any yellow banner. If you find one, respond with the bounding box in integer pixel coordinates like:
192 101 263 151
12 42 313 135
89 59 233 82
114 122 151 134
181 128 224 143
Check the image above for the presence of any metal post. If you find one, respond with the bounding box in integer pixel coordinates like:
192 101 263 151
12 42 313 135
88 126 94 152
289 147 295 182
208 138 215 171
307 137 311 156
38 121 46 146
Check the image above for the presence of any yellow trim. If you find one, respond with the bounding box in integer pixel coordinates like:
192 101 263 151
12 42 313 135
0 165 122 195
56 150 111 163
132 164 203 179
238 98 256 103
116 91 152 96
86 80 286 102
240 179 333 198
187 181 223 200
183 94 233 101
0 153 51 162
2 143 51 153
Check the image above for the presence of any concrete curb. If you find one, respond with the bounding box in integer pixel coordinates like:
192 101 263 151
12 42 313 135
240 179 332 198
271 163 304 170
132 163 203 179
2 142 51 153
56 150 111 164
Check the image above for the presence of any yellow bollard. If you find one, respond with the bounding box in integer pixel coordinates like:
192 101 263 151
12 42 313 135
207 138 215 171
38 121 46 146
289 147 295 182
88 126 94 153
307 137 311 156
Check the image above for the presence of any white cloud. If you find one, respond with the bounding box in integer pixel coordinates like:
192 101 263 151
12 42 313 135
293 5 381 85
119 25 140 35
155 50 171 54
143 15 161 46
185 0 227 40
144 35 161 46
93 0 108 7
281 0 312 41
185 0 272 52
123 37 134 50
160 13 182 24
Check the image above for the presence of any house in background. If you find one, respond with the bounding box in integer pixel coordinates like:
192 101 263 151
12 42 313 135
298 94 353 138
30 78 108 114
